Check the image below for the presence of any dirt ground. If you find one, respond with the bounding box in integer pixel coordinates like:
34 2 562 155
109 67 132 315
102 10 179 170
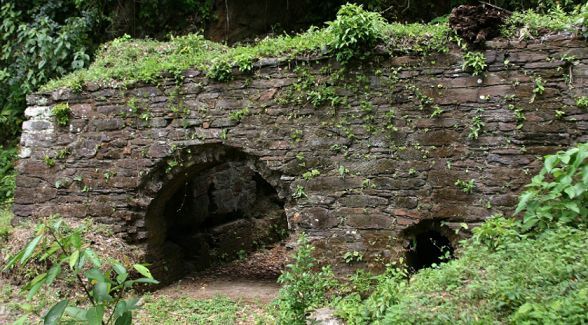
155 276 281 303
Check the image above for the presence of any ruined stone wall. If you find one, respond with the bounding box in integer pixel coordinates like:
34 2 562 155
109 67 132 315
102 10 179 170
15 35 588 273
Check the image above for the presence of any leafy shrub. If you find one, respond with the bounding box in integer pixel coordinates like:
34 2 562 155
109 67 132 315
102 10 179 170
327 4 385 64
274 233 338 324
515 142 587 232
3 217 159 324
471 215 522 250
381 22 450 55
207 59 234 82
335 265 408 324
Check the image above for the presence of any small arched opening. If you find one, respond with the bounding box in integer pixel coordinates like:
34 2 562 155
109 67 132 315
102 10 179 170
142 144 289 282
402 220 455 273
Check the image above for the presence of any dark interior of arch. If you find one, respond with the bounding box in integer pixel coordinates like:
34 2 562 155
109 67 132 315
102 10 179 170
403 220 454 273
145 148 288 282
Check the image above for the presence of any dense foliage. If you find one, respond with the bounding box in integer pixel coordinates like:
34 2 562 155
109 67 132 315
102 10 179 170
0 1 96 144
276 143 588 324
0 146 16 204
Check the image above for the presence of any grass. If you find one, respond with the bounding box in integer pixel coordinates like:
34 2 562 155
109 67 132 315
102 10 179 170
138 295 274 325
0 204 12 240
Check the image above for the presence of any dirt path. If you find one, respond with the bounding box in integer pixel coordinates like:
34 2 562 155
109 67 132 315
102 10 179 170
153 275 281 303
151 244 288 303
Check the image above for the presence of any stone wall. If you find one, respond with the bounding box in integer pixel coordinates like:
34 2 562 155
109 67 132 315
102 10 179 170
15 35 588 275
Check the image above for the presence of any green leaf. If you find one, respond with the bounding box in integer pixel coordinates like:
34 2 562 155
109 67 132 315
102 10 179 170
564 202 580 213
69 232 82 249
124 277 159 288
133 264 154 279
27 280 45 300
69 250 80 269
65 306 88 321
85 248 102 267
51 219 63 232
43 299 68 325
86 305 105 325
20 235 43 264
115 311 132 325
13 315 28 325
39 242 61 261
113 263 127 276
85 268 106 283
113 263 128 283
46 265 61 285
3 250 24 271
515 191 534 215
124 297 140 311
93 282 111 302
114 300 128 318
544 155 558 172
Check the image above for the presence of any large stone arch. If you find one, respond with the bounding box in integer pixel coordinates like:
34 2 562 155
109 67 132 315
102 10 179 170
137 143 290 280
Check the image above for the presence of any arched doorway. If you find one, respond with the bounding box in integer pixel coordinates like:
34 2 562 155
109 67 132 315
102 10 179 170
142 144 289 282
402 220 455 273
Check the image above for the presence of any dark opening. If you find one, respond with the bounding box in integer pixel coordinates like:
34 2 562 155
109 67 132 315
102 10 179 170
403 220 454 272
146 154 288 282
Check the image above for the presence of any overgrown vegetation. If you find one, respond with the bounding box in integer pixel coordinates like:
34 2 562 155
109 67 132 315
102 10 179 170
274 233 337 324
462 51 487 76
274 143 588 324
501 5 585 38
44 4 452 90
3 217 159 324
51 103 71 127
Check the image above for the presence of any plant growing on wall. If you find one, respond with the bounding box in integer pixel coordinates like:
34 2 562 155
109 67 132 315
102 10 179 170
327 4 385 64
468 114 485 140
4 217 158 324
455 178 476 194
51 103 71 127
576 96 588 109
462 51 487 76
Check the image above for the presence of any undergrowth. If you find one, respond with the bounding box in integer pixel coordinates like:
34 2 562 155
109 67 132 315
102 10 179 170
275 142 588 324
